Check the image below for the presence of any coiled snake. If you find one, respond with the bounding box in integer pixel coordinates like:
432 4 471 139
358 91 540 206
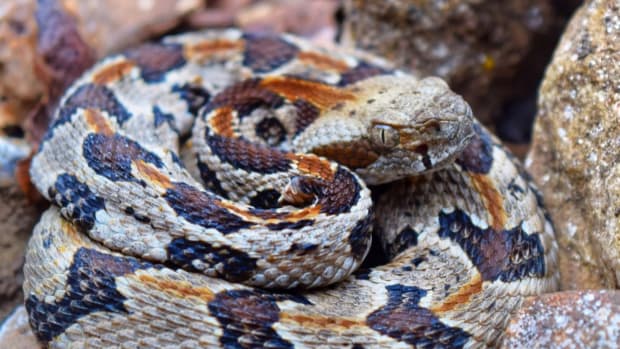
23 29 558 348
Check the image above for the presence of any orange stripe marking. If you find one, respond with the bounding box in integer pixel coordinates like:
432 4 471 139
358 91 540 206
280 312 363 330
92 60 135 84
298 51 349 72
431 272 483 314
208 107 235 137
134 160 172 189
217 200 322 223
84 109 114 135
287 153 334 181
260 76 356 110
470 173 506 230
184 39 244 61
136 273 215 301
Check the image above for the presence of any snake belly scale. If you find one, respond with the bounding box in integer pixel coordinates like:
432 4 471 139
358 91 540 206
22 29 558 348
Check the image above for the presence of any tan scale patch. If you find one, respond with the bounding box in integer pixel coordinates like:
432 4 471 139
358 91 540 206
470 173 506 230
430 272 483 314
91 60 135 85
208 107 235 137
260 76 356 110
184 39 244 61
297 51 349 72
83 109 114 135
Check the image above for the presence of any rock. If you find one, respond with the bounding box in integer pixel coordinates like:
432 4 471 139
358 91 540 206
61 0 202 55
0 0 45 131
188 0 339 43
526 0 620 289
0 306 40 349
0 183 40 320
0 0 202 138
502 290 620 348
339 0 559 129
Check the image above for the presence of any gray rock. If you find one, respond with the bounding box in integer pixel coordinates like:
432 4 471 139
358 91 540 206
502 290 620 348
526 0 620 289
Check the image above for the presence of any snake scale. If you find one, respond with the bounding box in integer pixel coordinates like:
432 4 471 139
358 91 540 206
22 29 559 348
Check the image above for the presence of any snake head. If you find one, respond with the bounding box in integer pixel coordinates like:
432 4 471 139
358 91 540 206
352 76 476 184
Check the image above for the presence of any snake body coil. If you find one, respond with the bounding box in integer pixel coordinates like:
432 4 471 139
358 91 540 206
23 29 558 348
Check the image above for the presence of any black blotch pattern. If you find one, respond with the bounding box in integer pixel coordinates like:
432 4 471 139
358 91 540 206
288 242 319 255
389 225 419 257
2 124 24 137
348 212 373 261
413 144 432 170
164 182 252 234
319 166 361 215
196 159 228 198
411 257 426 267
255 117 287 146
125 43 186 83
366 284 471 347
242 33 299 73
169 151 184 168
266 219 314 231
437 209 546 282
171 83 211 116
354 268 371 280
208 288 310 349
507 177 526 201
249 189 280 209
167 238 257 282
48 174 105 231
153 106 178 132
293 99 320 135
338 61 391 86
83 133 164 183
205 78 284 118
124 207 151 224
455 123 494 174
25 248 154 343
206 133 292 174
44 84 131 141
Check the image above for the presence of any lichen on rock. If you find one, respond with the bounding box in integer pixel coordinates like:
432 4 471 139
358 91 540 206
527 0 620 289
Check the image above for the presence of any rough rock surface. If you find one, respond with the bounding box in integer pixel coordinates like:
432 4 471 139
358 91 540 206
189 0 338 43
0 0 43 130
502 290 620 348
61 0 202 54
0 306 40 349
526 0 620 289
0 184 40 320
340 0 558 130
0 0 202 135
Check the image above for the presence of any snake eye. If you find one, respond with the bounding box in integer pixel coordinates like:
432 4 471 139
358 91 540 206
370 124 399 149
